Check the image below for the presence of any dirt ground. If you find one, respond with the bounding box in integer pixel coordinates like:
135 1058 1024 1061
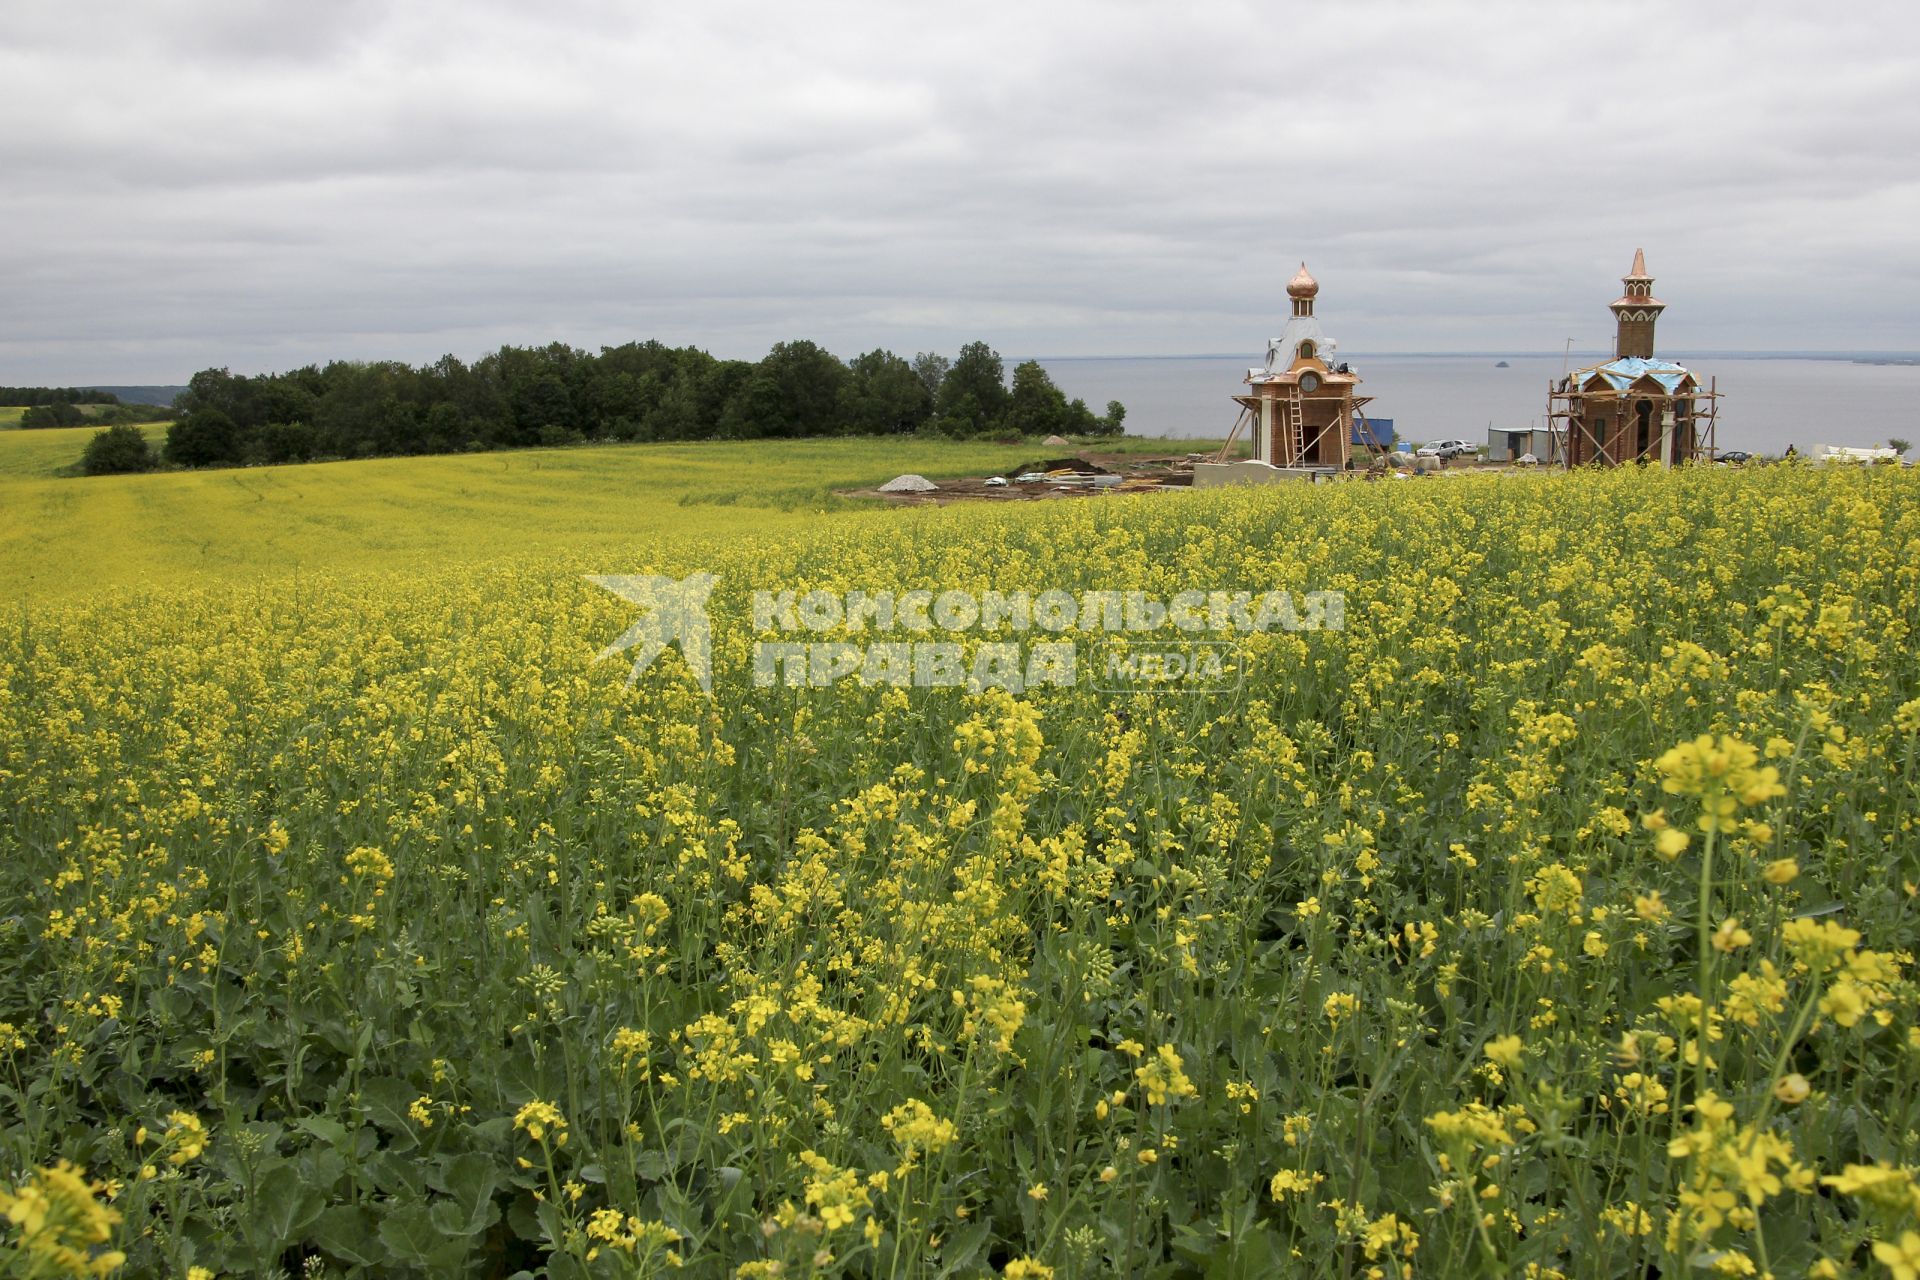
838 449 1552 506
840 451 1208 506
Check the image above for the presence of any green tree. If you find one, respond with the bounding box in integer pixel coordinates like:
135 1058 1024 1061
1004 360 1073 438
937 342 1009 435
1889 437 1910 456
80 424 157 475
755 340 849 437
911 352 950 401
20 402 87 429
841 349 932 434
1090 399 1127 437
165 408 243 468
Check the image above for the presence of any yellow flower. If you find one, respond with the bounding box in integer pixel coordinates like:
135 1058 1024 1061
1654 828 1690 859
0 1160 124 1279
1874 1231 1920 1280
1783 917 1862 970
881 1099 956 1164
1761 858 1799 885
513 1100 568 1145
1773 1073 1811 1105
1656 734 1786 815
1710 918 1752 953
1270 1169 1317 1198
164 1111 207 1165
1483 1035 1524 1068
1133 1044 1198 1106
1822 980 1868 1028
1027 1182 1048 1202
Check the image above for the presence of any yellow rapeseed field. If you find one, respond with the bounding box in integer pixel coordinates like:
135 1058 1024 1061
0 431 1190 603
2 445 1918 1279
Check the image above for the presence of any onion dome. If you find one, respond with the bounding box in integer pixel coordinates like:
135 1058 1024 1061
1286 262 1319 300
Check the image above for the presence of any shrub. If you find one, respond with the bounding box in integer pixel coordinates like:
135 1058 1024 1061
79 424 157 475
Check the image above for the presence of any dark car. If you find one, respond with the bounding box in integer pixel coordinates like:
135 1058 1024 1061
1718 450 1753 465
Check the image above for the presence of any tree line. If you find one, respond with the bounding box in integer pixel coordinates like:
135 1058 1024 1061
1 386 122 407
77 339 1126 475
21 401 171 429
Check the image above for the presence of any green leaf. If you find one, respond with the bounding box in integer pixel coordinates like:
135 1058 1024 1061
934 1219 992 1276
360 1075 422 1138
377 1203 470 1269
427 1153 501 1237
296 1115 349 1148
246 1160 326 1255
311 1206 382 1267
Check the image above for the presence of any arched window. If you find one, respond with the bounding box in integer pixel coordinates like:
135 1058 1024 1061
1296 340 1315 361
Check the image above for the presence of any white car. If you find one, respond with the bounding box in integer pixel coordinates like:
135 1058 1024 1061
1416 439 1476 459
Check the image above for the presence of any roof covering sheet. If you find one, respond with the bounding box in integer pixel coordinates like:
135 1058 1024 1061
1579 357 1693 394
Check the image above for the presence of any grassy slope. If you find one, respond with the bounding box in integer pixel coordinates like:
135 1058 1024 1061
0 433 1220 603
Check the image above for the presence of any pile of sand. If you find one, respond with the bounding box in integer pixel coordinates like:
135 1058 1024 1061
878 474 939 493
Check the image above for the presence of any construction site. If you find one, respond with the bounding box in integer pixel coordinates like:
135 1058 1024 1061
857 249 1749 504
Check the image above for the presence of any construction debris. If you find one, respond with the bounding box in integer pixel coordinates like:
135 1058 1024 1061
878 473 939 493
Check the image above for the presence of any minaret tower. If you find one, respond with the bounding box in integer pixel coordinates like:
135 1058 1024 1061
1609 248 1666 360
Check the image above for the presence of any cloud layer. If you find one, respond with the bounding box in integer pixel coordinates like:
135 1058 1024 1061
4 1 1917 380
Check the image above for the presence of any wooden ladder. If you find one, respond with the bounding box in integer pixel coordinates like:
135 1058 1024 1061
1285 388 1305 463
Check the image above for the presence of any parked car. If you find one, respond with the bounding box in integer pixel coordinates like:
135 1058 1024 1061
1416 439 1476 459
1717 450 1753 465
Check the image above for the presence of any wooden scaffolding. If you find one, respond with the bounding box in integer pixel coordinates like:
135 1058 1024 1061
1216 391 1383 466
1546 374 1720 467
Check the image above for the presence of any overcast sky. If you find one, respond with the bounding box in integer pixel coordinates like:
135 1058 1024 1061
3 1 1917 383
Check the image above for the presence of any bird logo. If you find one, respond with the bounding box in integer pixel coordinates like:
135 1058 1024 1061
588 573 718 693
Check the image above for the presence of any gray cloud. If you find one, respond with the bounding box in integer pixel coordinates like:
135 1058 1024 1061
3 0 1916 381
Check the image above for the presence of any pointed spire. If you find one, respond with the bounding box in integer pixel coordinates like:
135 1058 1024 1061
1611 247 1665 359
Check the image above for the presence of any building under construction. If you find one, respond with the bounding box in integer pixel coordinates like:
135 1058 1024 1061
1223 264 1389 468
1548 250 1720 466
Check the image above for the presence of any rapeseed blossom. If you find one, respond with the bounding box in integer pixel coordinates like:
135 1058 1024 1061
0 458 1915 1274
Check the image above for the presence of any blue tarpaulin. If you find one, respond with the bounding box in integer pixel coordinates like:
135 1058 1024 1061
1581 358 1692 394
1353 416 1395 446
